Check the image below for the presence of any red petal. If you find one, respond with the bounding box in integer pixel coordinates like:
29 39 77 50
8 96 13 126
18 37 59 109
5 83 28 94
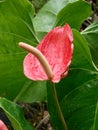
37 24 73 82
24 53 48 81
0 120 8 130
24 24 73 82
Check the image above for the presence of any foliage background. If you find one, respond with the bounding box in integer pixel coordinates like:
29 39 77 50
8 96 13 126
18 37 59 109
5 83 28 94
0 0 98 130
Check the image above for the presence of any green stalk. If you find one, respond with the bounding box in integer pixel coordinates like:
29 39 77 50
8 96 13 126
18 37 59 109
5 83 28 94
51 82 68 130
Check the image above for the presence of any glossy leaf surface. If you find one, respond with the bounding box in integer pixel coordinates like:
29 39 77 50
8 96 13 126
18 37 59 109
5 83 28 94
82 21 98 67
14 80 47 103
48 70 98 130
33 0 77 32
0 0 47 102
47 30 98 130
33 0 91 40
0 98 34 130
71 29 97 71
55 0 91 30
60 72 98 130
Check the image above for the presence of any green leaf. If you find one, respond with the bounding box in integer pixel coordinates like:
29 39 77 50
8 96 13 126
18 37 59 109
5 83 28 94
81 21 98 67
33 0 78 40
0 0 38 44
91 102 98 130
14 80 47 103
54 0 91 30
56 69 98 102
71 29 97 71
47 29 98 130
60 72 98 130
0 51 47 102
0 53 25 100
0 0 47 102
0 0 46 102
47 69 98 130
0 97 34 130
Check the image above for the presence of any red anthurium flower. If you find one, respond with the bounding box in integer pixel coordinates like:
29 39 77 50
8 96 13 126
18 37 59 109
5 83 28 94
0 120 8 130
20 24 73 83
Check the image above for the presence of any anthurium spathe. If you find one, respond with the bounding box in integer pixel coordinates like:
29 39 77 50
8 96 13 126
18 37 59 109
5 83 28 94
19 24 73 83
0 120 8 130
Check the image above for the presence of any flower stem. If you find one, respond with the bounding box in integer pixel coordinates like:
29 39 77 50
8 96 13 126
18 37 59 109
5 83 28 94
51 82 68 130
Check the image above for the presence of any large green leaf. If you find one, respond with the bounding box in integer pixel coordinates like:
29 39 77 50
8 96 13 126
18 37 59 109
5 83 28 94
47 69 98 130
56 69 98 102
47 30 98 130
0 0 38 44
33 0 78 40
0 0 47 102
71 29 97 71
0 97 34 130
14 80 47 103
81 21 98 67
33 0 91 40
54 0 91 30
60 73 98 130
